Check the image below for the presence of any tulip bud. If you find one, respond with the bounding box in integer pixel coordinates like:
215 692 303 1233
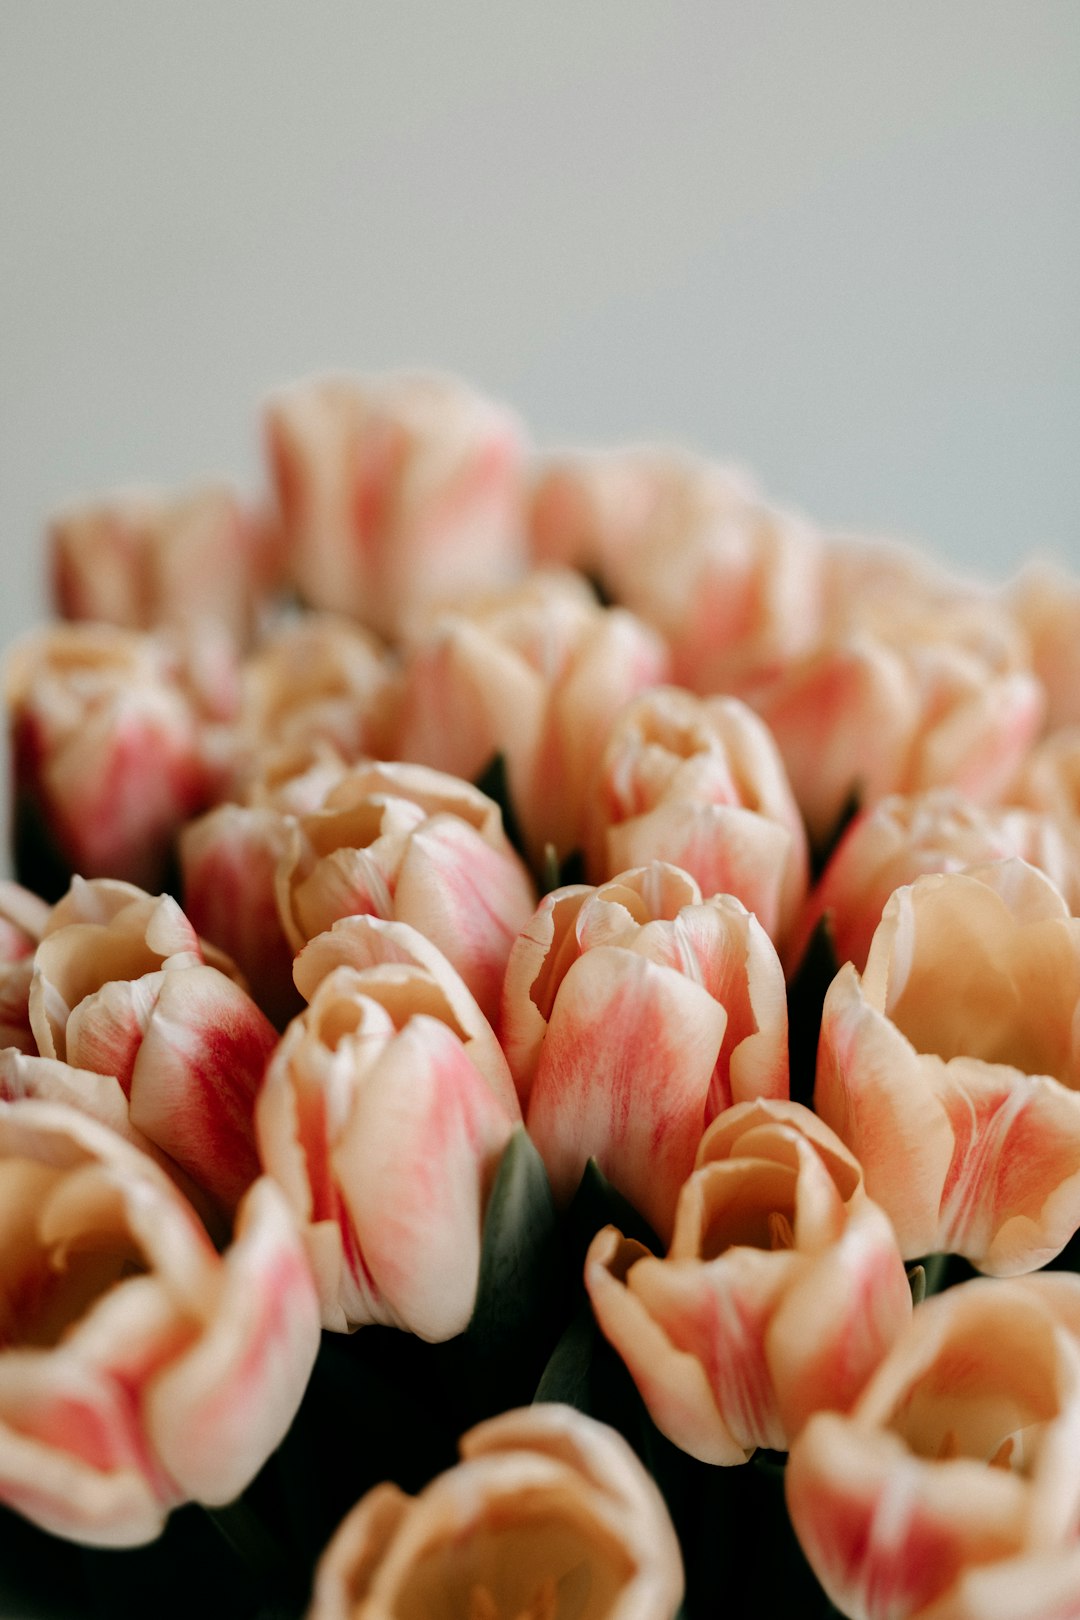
28 878 278 1210
586 685 808 948
257 942 519 1340
502 862 788 1239
265 371 527 640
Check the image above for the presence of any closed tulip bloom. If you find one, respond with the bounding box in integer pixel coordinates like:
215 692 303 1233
754 614 1044 848
265 371 527 640
307 1403 683 1620
816 860 1080 1273
275 761 536 1024
256 945 519 1340
225 614 399 802
586 686 808 949
791 789 1079 976
502 863 788 1239
786 1275 1080 1620
586 1099 911 1463
395 570 670 864
28 878 278 1211
49 485 276 645
0 1099 319 1546
6 624 219 894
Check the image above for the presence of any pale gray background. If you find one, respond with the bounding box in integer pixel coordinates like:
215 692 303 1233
2 0 1079 664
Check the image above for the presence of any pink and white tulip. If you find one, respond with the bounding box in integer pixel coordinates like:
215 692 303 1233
275 761 536 1025
265 371 527 640
28 878 279 1211
0 1099 319 1546
307 1404 684 1620
586 1099 911 1463
257 921 519 1340
585 685 809 949
395 570 670 864
501 863 788 1239
787 1275 1080 1620
6 624 219 893
816 860 1080 1272
49 485 277 646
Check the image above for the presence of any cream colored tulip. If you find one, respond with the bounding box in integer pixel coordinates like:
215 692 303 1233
307 1404 683 1620
586 1099 911 1464
816 860 1080 1272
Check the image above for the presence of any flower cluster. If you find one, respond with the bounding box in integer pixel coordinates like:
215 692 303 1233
3 369 1080 1617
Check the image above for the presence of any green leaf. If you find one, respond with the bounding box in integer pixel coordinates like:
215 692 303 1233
565 1157 662 1265
466 1127 561 1359
533 1300 599 1412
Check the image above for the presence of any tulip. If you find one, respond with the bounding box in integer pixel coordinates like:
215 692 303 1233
0 1098 319 1547
49 485 277 645
28 877 279 1211
502 863 788 1239
791 789 1080 976
528 447 821 700
274 760 536 1025
395 570 670 864
753 617 1045 848
586 1099 912 1463
307 1403 684 1620
786 1275 1080 1620
6 624 218 894
815 860 1080 1272
1010 727 1080 827
585 685 809 949
265 371 527 640
225 613 399 803
256 929 519 1340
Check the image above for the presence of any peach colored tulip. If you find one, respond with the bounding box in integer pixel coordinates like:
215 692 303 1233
28 878 279 1211
395 570 670 864
791 789 1080 976
307 1403 684 1620
528 447 822 700
529 444 759 584
265 371 527 640
586 1099 911 1463
275 760 536 1024
816 860 1080 1273
5 624 219 893
0 1098 319 1546
49 485 277 645
256 944 519 1340
1007 561 1080 732
225 613 399 802
502 863 788 1239
585 685 809 949
786 1275 1080 1620
1011 727 1080 827
753 615 1044 848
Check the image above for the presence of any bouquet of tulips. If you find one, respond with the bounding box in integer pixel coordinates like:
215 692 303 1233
3 371 1080 1620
